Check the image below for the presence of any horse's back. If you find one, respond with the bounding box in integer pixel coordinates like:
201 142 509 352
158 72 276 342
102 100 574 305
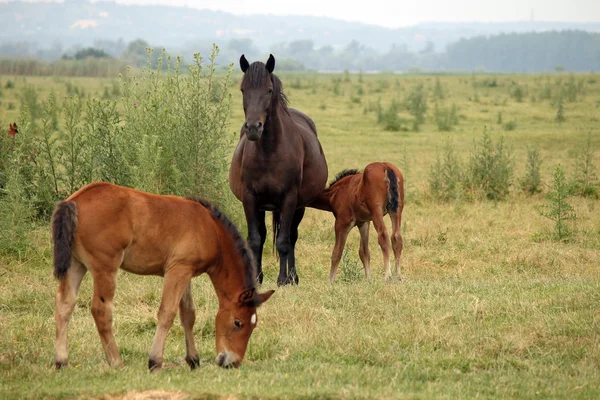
66 183 218 275
289 108 328 204
289 108 317 136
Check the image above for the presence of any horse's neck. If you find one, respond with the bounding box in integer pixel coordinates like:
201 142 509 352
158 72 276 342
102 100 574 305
261 107 289 149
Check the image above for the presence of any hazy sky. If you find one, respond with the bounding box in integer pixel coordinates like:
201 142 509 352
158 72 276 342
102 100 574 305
101 0 600 28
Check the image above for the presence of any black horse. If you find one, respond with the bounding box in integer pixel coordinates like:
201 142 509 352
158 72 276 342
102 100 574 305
229 54 328 285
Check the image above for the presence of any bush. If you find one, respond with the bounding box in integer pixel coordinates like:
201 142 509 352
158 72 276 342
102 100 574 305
465 128 514 200
4 45 236 219
520 145 542 195
434 102 458 132
537 164 576 240
405 83 427 132
429 138 462 201
570 132 598 197
503 119 517 131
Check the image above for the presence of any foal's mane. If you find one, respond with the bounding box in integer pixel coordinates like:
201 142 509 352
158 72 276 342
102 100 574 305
241 62 289 111
328 169 362 187
188 197 257 289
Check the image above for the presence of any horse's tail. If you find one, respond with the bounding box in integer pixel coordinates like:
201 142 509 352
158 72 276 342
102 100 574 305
272 212 280 259
52 200 78 280
386 167 399 213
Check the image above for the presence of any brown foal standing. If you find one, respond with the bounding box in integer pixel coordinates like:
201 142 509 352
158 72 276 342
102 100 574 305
309 162 405 282
52 182 274 370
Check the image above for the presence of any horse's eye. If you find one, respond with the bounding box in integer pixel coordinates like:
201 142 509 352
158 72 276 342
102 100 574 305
268 89 273 94
234 319 242 329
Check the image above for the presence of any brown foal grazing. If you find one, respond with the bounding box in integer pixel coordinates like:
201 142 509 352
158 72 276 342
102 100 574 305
309 162 405 282
52 182 274 370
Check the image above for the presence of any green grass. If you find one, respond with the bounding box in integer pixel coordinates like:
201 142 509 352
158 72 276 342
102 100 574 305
1 72 600 399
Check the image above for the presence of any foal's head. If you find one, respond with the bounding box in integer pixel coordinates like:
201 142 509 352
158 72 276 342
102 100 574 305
195 197 275 368
215 287 274 368
239 54 287 141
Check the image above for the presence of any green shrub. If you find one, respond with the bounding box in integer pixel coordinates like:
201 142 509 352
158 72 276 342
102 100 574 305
429 138 463 201
503 119 517 131
465 128 514 200
405 83 427 132
570 132 598 197
5 45 236 220
434 102 458 132
520 145 542 195
537 164 576 240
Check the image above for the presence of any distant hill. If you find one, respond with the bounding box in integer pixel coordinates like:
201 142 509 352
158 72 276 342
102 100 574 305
2 0 599 54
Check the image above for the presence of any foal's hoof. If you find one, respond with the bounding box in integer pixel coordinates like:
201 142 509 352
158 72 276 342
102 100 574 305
185 355 200 370
55 360 67 369
148 358 161 371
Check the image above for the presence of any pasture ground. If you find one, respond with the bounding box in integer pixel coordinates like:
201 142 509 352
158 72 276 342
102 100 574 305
1 72 599 399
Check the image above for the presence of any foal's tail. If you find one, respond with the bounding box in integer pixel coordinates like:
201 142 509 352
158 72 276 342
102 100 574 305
52 200 78 280
385 167 399 213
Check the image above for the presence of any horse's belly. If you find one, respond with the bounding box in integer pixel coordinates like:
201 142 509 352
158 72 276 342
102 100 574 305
121 246 166 276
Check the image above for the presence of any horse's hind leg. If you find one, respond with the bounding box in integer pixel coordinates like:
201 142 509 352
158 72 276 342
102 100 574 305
390 211 404 280
372 210 392 280
149 266 193 370
90 263 122 367
179 283 199 369
358 222 371 280
55 258 87 369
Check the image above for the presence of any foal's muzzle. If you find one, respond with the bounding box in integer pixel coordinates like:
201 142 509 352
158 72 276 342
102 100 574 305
216 351 241 368
244 121 263 141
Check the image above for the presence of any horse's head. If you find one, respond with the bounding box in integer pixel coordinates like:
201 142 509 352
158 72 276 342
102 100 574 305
8 122 18 137
215 287 274 368
239 54 277 141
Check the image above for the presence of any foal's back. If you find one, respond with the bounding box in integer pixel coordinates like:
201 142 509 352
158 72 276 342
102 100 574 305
67 182 219 276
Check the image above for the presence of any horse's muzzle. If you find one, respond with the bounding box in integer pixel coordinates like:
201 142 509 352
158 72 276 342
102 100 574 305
216 351 241 368
244 121 263 141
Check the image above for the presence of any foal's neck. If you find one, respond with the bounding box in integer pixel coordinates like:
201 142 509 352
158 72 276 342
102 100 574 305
207 234 249 304
309 187 336 213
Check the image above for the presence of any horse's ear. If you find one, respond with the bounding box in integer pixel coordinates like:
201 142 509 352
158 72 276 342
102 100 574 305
238 288 255 304
240 54 249 73
256 290 275 306
13 122 17 129
266 54 275 73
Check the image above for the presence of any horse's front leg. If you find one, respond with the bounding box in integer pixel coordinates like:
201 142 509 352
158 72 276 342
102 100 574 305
243 196 266 284
276 193 299 286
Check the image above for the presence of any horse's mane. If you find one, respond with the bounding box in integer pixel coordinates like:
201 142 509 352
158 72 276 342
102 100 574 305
241 62 289 110
328 169 362 187
187 197 257 289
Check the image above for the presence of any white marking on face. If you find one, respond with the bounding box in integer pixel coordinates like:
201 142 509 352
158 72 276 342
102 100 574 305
251 313 257 325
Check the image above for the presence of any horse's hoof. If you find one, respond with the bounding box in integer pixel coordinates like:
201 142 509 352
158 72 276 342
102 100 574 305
277 276 296 286
55 360 67 369
185 355 200 370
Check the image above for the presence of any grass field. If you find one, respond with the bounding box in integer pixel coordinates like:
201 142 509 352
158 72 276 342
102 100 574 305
1 70 600 399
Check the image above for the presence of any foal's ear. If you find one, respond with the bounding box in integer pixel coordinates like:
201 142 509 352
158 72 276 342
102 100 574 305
265 54 275 73
240 54 250 73
238 288 255 304
256 290 275 306
13 122 17 129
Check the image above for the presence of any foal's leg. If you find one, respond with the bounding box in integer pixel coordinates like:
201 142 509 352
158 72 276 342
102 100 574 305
390 211 404 281
371 210 392 280
90 262 122 367
148 266 193 370
54 258 87 369
357 222 372 281
329 219 353 283
179 283 199 369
